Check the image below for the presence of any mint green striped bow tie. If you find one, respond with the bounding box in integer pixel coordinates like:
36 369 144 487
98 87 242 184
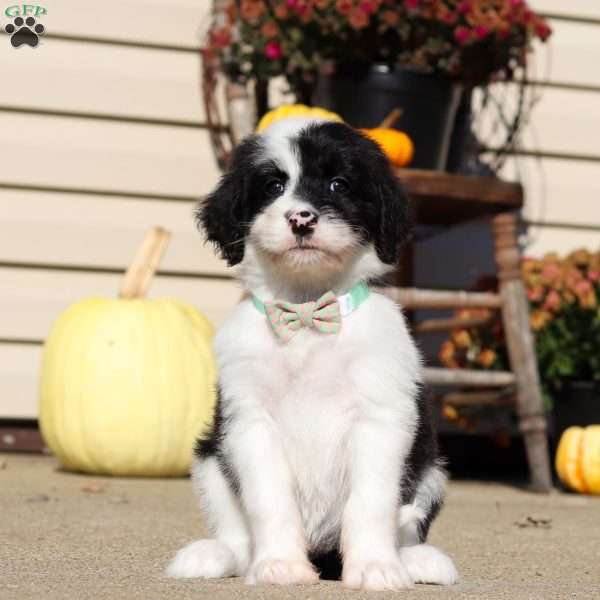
265 291 341 342
252 282 370 343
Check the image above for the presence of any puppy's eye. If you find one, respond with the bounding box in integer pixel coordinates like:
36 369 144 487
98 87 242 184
329 177 349 194
265 179 285 196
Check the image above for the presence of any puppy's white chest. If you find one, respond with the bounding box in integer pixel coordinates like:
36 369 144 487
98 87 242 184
263 333 357 548
266 330 356 422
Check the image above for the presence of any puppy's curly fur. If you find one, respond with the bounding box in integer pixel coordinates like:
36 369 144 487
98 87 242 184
167 119 458 590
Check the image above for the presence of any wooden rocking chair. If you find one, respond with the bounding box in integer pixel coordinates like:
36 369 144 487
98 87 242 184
200 5 553 492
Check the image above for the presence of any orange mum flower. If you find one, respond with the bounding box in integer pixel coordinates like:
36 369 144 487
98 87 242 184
382 9 400 25
261 20 279 37
452 329 472 349
478 348 498 368
348 7 370 29
274 3 290 19
575 279 597 309
570 248 592 266
240 0 266 23
530 310 551 331
439 340 457 366
335 0 352 16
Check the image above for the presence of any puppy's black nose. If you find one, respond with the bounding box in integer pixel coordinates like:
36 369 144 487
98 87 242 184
288 209 318 237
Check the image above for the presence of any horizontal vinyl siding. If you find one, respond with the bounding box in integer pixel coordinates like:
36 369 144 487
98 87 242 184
0 189 230 276
477 84 600 158
535 19 600 89
502 158 600 229
0 0 230 419
530 87 600 156
0 267 241 343
0 343 41 420
0 113 220 197
536 0 600 21
0 38 209 123
500 1 600 255
32 0 211 48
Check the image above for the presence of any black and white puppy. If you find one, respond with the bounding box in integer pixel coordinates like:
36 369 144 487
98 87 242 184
167 117 458 590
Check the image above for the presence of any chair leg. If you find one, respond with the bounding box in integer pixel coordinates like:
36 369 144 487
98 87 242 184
492 213 553 493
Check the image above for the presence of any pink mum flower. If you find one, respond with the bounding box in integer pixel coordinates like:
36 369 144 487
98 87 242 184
265 40 283 60
454 26 471 45
535 21 552 40
541 263 560 283
527 286 544 302
543 290 561 312
294 0 308 15
210 26 232 49
475 25 489 39
360 0 376 15
576 280 597 309
575 279 593 295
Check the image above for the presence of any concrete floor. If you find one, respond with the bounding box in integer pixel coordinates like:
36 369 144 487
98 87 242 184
2 453 600 599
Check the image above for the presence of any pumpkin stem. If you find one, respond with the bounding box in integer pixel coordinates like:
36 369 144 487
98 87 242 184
119 227 171 299
378 107 403 129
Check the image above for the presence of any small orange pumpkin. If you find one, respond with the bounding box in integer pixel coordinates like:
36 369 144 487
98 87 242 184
555 425 600 494
360 128 414 167
255 104 414 168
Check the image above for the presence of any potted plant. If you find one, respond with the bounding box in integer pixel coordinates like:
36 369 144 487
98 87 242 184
439 248 600 440
206 0 551 169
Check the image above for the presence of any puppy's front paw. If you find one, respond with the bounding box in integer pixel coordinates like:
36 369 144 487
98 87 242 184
246 558 319 586
166 539 236 579
343 560 413 591
399 543 459 585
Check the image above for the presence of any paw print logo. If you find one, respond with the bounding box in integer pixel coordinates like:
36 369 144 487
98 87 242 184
5 16 45 48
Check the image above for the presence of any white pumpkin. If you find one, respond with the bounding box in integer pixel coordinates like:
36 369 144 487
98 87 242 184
38 228 216 476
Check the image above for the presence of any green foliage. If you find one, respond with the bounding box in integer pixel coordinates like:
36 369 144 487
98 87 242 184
440 249 600 407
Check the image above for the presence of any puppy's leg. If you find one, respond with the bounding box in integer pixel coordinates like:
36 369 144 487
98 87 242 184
232 418 318 586
397 464 459 585
341 417 414 591
398 543 458 586
166 457 250 579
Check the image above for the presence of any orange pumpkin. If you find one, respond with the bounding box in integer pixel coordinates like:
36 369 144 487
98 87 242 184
255 104 414 168
555 426 600 494
360 128 414 167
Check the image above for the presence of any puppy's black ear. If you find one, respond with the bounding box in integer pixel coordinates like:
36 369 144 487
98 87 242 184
197 173 246 266
372 159 412 266
196 136 261 266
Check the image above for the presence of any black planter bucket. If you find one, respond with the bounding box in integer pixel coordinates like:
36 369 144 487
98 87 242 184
552 381 600 441
312 65 462 170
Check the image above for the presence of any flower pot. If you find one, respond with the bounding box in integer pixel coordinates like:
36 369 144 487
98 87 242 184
445 90 489 175
312 64 462 170
552 381 600 441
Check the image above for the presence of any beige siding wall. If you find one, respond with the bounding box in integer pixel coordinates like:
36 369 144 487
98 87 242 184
505 0 600 255
0 0 598 419
0 0 231 419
